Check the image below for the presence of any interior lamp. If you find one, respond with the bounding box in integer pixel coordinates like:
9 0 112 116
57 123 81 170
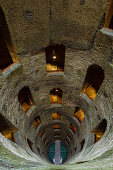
53 50 56 59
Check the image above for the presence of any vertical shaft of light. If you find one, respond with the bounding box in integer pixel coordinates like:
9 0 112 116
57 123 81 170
53 140 62 165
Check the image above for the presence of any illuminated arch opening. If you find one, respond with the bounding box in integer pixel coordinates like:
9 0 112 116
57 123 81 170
0 7 14 70
80 139 85 151
91 119 107 143
104 0 113 29
44 138 48 144
0 113 18 142
80 64 104 101
52 113 61 120
50 88 62 104
53 125 60 129
18 87 34 113
67 133 72 140
74 107 84 122
27 138 33 151
45 45 65 73
70 124 76 134
33 116 40 129
40 129 45 138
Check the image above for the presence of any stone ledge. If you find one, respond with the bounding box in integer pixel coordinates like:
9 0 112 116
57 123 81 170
73 117 81 127
50 104 62 108
2 63 21 78
47 72 64 76
80 93 92 104
26 105 36 117
100 28 113 40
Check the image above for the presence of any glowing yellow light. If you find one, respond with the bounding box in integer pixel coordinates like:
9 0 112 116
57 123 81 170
81 82 97 101
53 56 56 59
33 119 40 129
56 89 58 91
74 108 85 122
52 113 61 120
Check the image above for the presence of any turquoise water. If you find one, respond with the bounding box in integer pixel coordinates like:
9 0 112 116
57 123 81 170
48 142 68 164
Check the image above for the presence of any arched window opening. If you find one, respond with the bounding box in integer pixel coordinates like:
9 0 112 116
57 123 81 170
75 147 77 152
50 88 62 104
18 87 34 113
109 15 113 29
74 106 84 122
27 138 33 151
80 139 85 151
104 0 113 30
67 133 72 140
53 125 60 129
37 147 40 153
45 45 65 73
40 129 45 138
0 113 18 142
33 116 40 129
0 7 15 70
91 119 107 143
80 65 104 101
70 124 76 134
44 138 48 144
52 113 61 120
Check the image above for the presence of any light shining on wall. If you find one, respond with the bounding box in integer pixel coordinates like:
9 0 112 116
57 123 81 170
50 88 62 104
0 113 18 142
18 87 34 113
67 133 72 140
80 82 97 101
91 119 107 143
80 65 104 101
74 107 84 122
40 129 45 138
70 124 76 134
45 45 65 73
33 116 40 129
53 125 60 129
52 113 61 120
